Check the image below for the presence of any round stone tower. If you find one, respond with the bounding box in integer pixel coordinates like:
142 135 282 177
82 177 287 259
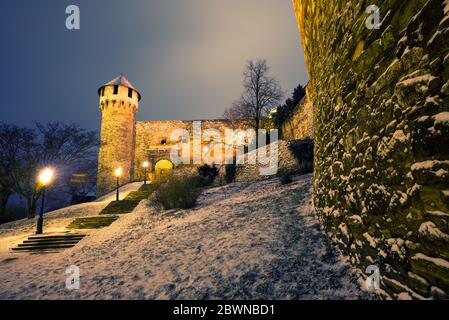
96 75 141 196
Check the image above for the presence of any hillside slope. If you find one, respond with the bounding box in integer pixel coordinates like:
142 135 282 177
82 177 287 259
0 174 369 299
0 182 143 254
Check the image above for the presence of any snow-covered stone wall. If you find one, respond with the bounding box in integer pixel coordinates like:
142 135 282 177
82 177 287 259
294 0 449 299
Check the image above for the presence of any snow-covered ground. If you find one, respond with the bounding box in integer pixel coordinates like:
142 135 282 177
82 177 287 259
0 182 143 255
0 175 370 299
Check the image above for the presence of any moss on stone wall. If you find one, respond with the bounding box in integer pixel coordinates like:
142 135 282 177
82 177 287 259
293 0 449 299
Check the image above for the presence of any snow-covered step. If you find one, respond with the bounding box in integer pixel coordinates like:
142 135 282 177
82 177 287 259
11 233 86 253
66 216 119 229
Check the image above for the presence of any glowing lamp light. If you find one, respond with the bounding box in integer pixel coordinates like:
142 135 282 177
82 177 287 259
38 168 54 186
114 167 123 177
35 167 55 234
143 161 149 168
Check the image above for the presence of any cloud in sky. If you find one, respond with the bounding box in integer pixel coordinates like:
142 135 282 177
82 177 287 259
0 0 308 131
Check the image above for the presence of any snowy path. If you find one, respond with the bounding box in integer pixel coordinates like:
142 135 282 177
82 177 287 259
0 175 368 299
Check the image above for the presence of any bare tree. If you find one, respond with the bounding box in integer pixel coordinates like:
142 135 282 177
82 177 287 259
13 122 98 218
0 124 35 217
35 122 98 165
13 139 42 218
224 59 283 137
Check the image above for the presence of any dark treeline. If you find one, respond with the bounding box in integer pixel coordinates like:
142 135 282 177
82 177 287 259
275 83 306 127
0 122 98 223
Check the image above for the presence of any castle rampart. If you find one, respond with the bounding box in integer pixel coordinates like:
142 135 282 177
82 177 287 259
293 0 449 298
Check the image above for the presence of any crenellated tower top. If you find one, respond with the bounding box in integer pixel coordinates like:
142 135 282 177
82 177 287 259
98 75 141 114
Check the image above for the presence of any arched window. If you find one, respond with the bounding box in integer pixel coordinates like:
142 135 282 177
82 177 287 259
128 88 133 98
161 139 167 145
113 85 118 95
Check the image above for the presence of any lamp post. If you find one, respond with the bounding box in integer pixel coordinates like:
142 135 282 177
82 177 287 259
143 161 149 185
36 168 54 235
115 167 122 201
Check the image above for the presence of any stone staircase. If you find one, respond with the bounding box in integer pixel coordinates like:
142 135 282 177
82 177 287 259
10 184 156 254
11 233 86 253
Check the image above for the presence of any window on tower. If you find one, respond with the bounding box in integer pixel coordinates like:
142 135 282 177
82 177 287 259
128 88 133 98
113 85 118 95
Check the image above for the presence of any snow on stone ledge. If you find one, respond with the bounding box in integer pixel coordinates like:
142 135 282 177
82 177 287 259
433 111 449 125
411 160 449 171
412 253 449 269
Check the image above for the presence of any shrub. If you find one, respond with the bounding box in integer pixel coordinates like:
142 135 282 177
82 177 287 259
197 164 219 183
279 170 293 185
214 175 227 186
193 175 213 188
153 175 200 210
288 138 314 174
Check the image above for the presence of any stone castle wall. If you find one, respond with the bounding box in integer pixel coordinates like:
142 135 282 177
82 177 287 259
294 0 449 298
234 140 300 182
280 85 314 140
133 119 245 181
96 78 251 194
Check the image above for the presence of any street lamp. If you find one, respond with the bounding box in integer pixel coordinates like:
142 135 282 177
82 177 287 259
115 167 122 201
36 168 55 235
143 161 149 185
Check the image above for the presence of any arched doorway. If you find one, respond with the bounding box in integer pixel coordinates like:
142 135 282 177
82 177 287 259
154 159 174 181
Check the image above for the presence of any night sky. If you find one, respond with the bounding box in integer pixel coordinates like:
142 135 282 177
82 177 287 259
0 0 308 132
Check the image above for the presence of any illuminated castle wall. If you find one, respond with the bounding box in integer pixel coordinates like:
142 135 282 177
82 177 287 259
96 75 243 196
